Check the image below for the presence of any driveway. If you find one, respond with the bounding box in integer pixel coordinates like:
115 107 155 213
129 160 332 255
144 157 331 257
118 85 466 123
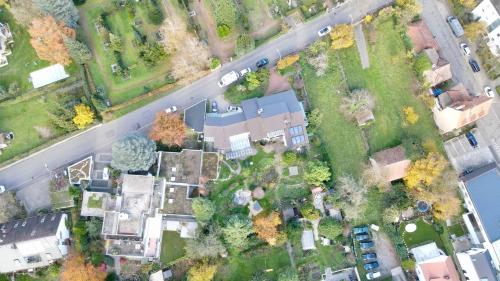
444 128 496 172
354 24 370 69
372 231 400 277
0 0 394 192
16 177 51 214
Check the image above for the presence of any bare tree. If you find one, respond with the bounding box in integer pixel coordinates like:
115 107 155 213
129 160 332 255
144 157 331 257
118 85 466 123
340 89 375 120
8 0 43 27
334 175 368 221
0 192 24 223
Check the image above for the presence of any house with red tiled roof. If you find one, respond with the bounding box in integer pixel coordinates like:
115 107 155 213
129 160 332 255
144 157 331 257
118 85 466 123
433 83 493 133
407 20 439 53
410 242 460 281
422 48 453 87
369 145 411 182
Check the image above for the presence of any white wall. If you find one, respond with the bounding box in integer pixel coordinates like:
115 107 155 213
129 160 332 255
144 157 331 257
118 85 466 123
473 0 500 56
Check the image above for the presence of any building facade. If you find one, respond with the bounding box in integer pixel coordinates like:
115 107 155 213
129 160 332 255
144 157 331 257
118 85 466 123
473 0 500 56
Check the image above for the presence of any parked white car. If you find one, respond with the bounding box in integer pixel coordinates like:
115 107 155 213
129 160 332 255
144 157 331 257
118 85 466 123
165 106 178 114
227 105 242 112
317 26 332 37
0 185 5 194
217 71 239 88
239 68 251 77
102 167 110 181
484 86 495 98
366 271 381 280
460 43 471 56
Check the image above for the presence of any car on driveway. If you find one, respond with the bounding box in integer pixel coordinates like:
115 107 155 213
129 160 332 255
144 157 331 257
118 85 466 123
256 58 269 68
469 59 480 72
362 252 377 261
0 185 5 194
366 272 381 280
460 43 471 56
353 226 369 235
211 101 218 113
360 241 374 250
165 106 178 114
363 261 380 271
317 26 332 37
227 105 241 112
239 68 251 76
466 131 478 148
484 86 495 98
218 71 240 88
356 234 370 241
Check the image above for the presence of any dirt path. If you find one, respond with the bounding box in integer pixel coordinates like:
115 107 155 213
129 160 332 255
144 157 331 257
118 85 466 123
354 24 370 69
192 1 235 62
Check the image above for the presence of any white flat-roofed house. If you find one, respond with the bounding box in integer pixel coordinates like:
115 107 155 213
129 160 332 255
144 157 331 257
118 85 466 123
0 213 70 273
473 0 500 56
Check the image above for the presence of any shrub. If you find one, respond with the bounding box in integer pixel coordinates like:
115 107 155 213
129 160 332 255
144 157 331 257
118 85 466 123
413 54 432 76
148 0 164 25
209 57 221 70
282 151 297 166
402 259 416 270
277 54 300 70
217 24 231 38
235 33 255 57
318 217 343 240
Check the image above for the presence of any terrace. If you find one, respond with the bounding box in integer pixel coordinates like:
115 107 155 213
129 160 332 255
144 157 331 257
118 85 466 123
157 150 219 186
67 156 93 185
162 185 194 216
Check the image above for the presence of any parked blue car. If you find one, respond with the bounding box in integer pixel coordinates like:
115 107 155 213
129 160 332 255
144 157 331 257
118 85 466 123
353 226 369 235
362 252 377 261
364 261 380 271
360 241 375 250
466 132 478 148
355 234 370 241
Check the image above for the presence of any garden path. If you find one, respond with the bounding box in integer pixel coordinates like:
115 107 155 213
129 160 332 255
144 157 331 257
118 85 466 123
354 23 370 69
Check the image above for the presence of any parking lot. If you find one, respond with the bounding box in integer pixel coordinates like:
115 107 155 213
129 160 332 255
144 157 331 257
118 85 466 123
444 128 495 173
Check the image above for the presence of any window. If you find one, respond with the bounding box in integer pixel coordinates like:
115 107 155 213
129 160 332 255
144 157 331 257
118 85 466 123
291 135 305 145
288 126 303 136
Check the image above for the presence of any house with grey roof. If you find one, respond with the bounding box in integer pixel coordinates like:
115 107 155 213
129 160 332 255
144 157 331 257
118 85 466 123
0 213 69 273
456 248 498 281
459 163 500 271
184 100 206 133
203 90 308 159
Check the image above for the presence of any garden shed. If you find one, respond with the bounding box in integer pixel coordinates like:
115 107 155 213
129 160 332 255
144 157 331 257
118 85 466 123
29 64 69 88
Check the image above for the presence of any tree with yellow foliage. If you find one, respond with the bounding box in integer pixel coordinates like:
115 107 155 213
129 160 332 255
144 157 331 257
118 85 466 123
72 104 94 129
277 54 300 70
330 24 354 50
404 152 447 189
458 0 476 9
253 212 285 246
364 14 373 24
60 253 106 281
402 106 419 126
464 21 486 41
187 260 217 281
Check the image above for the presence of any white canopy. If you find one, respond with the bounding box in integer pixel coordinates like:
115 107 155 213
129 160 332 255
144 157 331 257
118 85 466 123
30 64 69 88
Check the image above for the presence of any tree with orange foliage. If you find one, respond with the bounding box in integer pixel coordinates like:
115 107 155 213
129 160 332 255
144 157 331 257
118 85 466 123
253 212 286 246
60 253 106 281
149 112 186 147
28 16 75 65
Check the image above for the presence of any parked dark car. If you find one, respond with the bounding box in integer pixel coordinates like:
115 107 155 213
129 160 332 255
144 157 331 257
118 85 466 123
360 241 375 250
466 131 478 148
211 101 218 113
362 252 377 261
353 226 369 235
356 234 370 241
256 58 269 68
469 59 480 72
364 261 380 271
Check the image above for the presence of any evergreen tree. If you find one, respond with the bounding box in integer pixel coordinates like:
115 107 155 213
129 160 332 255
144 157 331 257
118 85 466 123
111 134 157 172
64 37 92 64
35 0 79 28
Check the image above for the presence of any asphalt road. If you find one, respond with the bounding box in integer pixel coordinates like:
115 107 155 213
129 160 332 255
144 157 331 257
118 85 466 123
0 0 393 190
421 0 500 162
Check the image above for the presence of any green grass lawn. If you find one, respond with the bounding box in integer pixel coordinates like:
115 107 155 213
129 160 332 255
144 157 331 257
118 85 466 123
0 95 65 162
160 231 186 265
215 246 290 280
303 18 443 177
448 223 465 237
80 0 173 104
0 10 49 91
400 218 445 250
87 194 103 208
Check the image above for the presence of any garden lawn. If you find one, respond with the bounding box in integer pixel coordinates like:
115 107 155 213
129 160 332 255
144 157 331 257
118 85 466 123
80 0 172 104
160 231 186 264
215 246 290 280
0 10 49 91
338 19 443 155
400 219 445 250
301 57 366 177
0 95 64 163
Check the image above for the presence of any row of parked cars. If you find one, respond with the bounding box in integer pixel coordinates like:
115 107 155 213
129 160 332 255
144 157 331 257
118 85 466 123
353 226 381 280
217 58 269 88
